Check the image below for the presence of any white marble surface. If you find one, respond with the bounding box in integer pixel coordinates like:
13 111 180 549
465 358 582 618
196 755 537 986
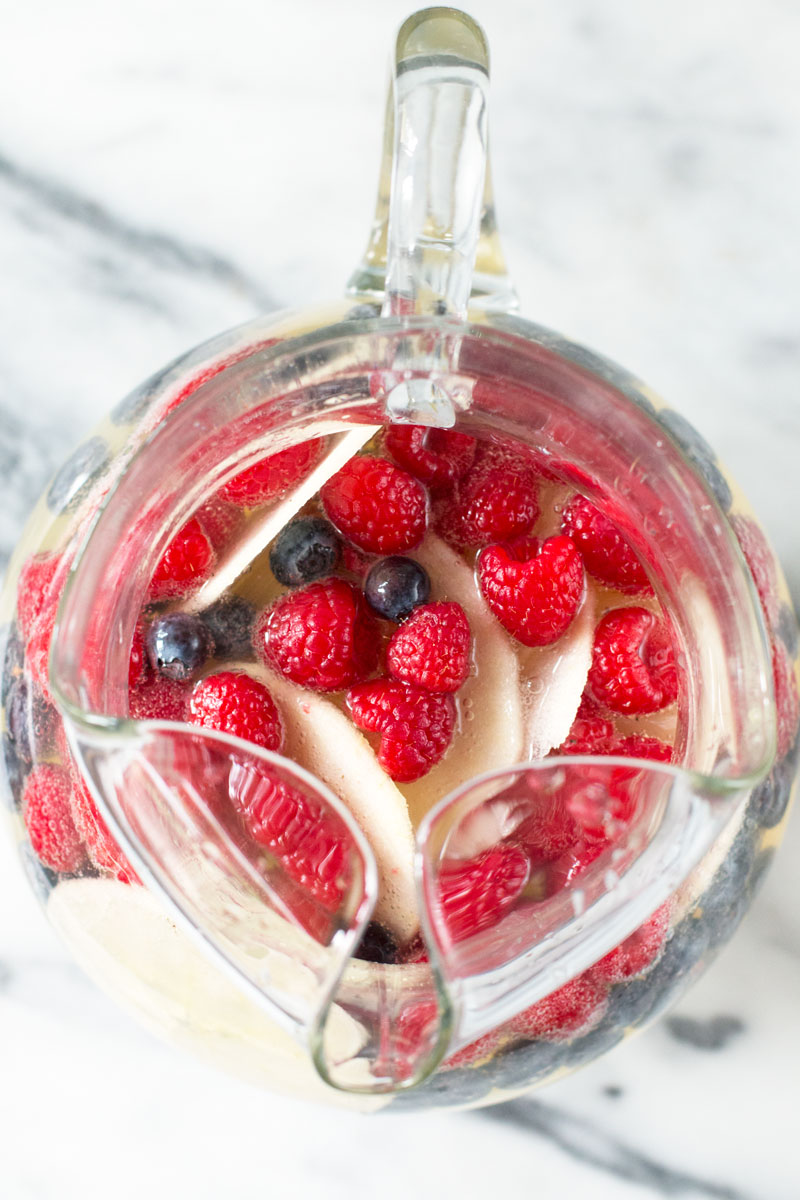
1 1 799 1197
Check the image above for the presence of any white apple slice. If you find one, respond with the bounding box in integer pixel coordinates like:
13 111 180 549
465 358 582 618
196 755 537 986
246 662 419 942
399 535 525 827
518 582 597 760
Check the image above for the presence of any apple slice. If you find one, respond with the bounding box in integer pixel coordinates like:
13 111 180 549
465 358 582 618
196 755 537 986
399 535 524 827
519 582 597 760
247 662 419 942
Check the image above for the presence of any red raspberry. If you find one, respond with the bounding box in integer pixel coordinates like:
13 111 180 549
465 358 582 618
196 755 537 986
589 904 671 985
386 602 471 693
320 455 427 554
23 765 86 874
731 515 780 629
128 624 147 690
443 1029 503 1070
188 671 283 752
16 551 62 639
194 495 244 552
513 795 582 863
229 766 349 911
71 774 140 885
602 734 673 762
437 844 530 942
384 424 477 489
260 579 380 692
433 441 540 549
220 438 324 508
588 606 679 714
509 974 608 1042
479 535 584 647
556 695 614 755
547 840 607 893
378 999 439 1082
129 675 190 721
561 494 652 595
148 517 215 601
773 640 799 758
346 679 456 782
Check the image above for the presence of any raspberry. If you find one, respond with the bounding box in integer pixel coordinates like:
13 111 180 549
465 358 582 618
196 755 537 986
16 552 61 639
589 903 671 984
513 795 582 863
129 675 190 721
194 496 243 552
23 765 86 874
260 579 380 692
509 975 608 1042
380 999 439 1081
386 602 471 693
220 438 325 508
437 844 530 942
561 495 652 595
71 773 140 885
229 767 349 911
773 641 799 759
128 624 147 690
443 1029 503 1070
25 589 61 701
384 424 477 489
320 455 427 555
731 515 780 629
148 517 215 601
433 440 540 550
346 679 456 782
547 840 607 893
479 535 584 647
188 671 283 752
556 695 614 755
588 606 678 714
602 734 673 762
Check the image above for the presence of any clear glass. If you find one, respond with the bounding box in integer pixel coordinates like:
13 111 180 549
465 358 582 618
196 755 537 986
1 6 798 1110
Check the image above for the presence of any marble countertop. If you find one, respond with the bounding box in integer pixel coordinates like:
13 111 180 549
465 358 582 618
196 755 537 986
1 1 799 1196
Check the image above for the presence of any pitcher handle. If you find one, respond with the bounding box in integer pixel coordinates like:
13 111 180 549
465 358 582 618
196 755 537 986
347 7 517 317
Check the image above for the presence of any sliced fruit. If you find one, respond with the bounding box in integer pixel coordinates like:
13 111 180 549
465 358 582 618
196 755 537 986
248 662 419 941
520 583 597 759
400 535 524 826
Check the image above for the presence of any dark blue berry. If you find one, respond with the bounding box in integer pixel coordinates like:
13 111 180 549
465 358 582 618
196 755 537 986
200 595 256 660
2 732 26 812
354 922 399 964
269 517 341 588
147 613 214 681
777 603 799 658
46 436 110 514
1 623 24 704
656 409 733 512
365 557 431 621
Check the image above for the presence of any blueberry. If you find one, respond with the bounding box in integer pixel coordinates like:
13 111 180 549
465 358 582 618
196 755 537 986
6 678 33 766
1 623 24 704
365 557 431 621
751 758 795 830
354 922 400 964
776 603 799 657
147 613 214 681
656 409 733 512
2 732 26 812
200 595 256 660
46 436 110 514
269 517 341 588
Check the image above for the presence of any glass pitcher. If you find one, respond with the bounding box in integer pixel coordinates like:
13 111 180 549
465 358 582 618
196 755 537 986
2 7 798 1113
